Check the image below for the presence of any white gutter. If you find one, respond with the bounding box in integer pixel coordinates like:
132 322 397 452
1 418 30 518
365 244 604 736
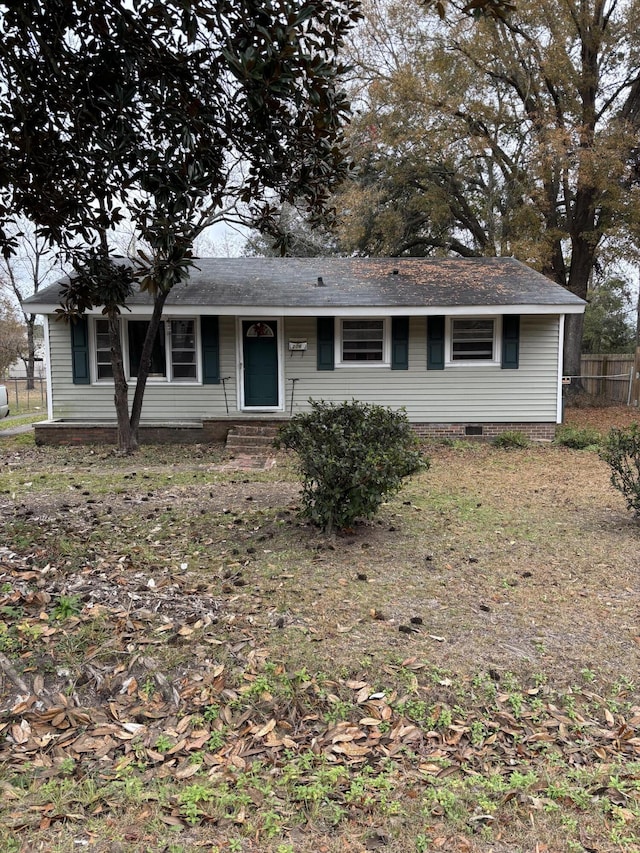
25 302 586 317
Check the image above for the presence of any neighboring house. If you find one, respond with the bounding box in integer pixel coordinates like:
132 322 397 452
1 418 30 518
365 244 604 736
24 257 585 444
7 339 46 380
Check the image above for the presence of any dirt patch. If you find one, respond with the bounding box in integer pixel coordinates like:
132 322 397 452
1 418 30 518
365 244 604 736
2 428 639 692
563 402 640 431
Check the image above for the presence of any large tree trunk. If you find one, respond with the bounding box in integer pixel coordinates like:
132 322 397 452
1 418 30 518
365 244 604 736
128 288 170 447
107 309 137 454
563 229 595 386
563 312 585 380
25 315 35 390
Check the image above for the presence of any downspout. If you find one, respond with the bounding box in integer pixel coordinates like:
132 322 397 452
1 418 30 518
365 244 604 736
44 315 54 421
557 314 565 424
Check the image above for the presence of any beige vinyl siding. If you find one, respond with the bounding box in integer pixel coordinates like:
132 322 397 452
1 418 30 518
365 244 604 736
48 313 559 423
281 316 559 422
49 315 239 420
48 318 88 419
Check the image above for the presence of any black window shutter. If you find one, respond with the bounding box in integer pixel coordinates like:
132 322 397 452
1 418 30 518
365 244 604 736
71 316 90 384
317 317 335 370
427 316 445 370
501 314 520 369
391 316 409 370
201 316 220 384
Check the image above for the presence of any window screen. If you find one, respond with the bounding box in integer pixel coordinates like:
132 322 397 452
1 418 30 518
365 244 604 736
170 319 196 379
95 319 113 379
451 319 495 361
342 320 384 361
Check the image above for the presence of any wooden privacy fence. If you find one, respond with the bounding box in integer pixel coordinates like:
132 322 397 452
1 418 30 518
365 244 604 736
579 354 634 403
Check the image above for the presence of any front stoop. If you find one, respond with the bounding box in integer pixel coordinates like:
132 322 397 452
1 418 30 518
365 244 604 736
224 424 280 466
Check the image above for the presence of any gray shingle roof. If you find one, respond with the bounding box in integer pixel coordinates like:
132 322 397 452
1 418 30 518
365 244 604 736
26 256 586 311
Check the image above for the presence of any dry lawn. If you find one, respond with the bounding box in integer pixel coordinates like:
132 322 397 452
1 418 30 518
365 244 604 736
1 378 48 416
0 411 639 853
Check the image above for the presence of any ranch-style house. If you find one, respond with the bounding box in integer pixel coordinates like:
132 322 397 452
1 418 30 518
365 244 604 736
24 256 586 445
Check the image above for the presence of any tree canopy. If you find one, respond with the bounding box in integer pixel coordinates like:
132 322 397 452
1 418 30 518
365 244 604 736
0 296 26 378
0 220 60 388
0 0 361 450
582 275 636 354
1 0 360 252
243 203 341 257
336 0 640 375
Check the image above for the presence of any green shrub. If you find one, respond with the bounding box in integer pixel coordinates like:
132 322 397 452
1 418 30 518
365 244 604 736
493 430 531 449
274 400 428 532
600 422 640 517
554 426 602 449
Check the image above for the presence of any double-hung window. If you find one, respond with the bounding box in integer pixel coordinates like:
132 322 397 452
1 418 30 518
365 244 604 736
169 320 197 379
95 319 113 380
93 317 198 382
339 319 389 365
448 318 499 364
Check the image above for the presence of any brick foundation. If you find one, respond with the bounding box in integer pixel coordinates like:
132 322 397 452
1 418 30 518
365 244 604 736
34 418 556 446
33 418 287 447
34 422 209 446
412 422 556 442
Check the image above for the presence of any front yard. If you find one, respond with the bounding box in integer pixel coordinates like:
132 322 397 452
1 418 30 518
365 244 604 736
0 412 638 852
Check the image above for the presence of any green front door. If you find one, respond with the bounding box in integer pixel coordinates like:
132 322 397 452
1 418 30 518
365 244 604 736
242 320 279 407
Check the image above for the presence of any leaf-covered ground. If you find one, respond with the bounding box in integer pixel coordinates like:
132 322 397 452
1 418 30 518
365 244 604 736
0 416 639 853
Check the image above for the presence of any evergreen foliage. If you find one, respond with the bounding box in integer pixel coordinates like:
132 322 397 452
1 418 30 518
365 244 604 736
554 426 602 450
492 430 531 449
582 277 635 354
601 423 640 517
275 400 428 532
0 0 360 451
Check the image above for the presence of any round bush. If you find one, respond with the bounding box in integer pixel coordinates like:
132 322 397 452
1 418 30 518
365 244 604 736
275 400 428 532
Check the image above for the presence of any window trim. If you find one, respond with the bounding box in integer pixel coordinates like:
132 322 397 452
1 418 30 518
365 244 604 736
446 315 502 367
168 318 198 382
93 318 113 382
236 315 285 412
91 316 201 384
335 317 391 367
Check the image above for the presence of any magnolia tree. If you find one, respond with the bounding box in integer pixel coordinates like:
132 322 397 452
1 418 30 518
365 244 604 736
0 0 361 452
